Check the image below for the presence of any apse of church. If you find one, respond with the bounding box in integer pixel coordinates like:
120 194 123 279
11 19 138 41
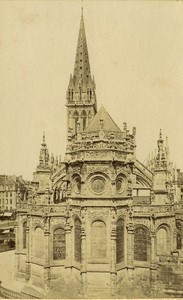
15 10 183 299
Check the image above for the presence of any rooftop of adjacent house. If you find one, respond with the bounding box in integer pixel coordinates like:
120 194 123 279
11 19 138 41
86 105 122 133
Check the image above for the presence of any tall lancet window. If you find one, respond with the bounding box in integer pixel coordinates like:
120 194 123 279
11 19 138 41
176 221 182 250
81 110 87 131
34 227 44 259
73 111 79 134
157 227 167 255
134 227 149 261
116 219 124 263
91 221 107 260
53 228 66 260
23 221 27 249
75 219 81 262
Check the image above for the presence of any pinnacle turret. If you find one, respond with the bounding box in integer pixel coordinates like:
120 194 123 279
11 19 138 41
38 132 50 169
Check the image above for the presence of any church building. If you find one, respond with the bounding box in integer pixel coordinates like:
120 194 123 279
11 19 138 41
15 10 183 299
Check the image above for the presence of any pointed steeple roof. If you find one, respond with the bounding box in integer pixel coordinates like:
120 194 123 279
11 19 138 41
86 105 122 133
38 132 50 168
73 10 91 85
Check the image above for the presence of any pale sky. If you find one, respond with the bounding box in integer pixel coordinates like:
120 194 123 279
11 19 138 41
1 0 183 180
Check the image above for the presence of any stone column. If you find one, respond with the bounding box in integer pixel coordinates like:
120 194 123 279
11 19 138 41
150 232 156 265
110 228 117 297
44 216 50 290
81 228 87 297
150 216 158 296
150 216 156 266
126 223 134 278
65 222 72 271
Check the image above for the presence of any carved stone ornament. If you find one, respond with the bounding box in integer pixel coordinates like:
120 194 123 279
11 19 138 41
90 176 106 194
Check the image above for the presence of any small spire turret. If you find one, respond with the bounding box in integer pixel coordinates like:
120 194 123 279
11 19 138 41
37 133 50 170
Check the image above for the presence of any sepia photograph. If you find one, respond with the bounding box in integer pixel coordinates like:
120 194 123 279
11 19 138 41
1 0 183 298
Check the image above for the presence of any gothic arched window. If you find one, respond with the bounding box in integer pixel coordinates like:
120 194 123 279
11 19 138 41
75 219 81 262
81 110 87 131
53 187 60 204
116 219 124 263
157 227 167 255
53 228 66 260
34 227 44 259
73 111 79 134
176 221 182 250
91 220 107 260
23 221 27 249
134 227 148 261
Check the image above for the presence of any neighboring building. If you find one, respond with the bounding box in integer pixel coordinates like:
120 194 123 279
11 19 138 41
0 175 29 218
15 11 183 299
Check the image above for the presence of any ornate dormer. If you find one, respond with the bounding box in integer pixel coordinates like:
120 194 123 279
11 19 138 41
66 10 97 140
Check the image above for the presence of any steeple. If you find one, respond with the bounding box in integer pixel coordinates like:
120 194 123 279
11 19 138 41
66 9 97 141
73 11 91 86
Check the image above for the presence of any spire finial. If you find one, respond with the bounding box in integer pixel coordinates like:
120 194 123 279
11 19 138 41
43 132 46 145
81 0 83 15
159 129 162 140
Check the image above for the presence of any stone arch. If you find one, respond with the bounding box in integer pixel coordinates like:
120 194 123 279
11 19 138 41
156 224 170 255
134 225 150 261
91 220 107 260
136 175 151 188
53 227 66 260
74 218 81 262
116 218 125 263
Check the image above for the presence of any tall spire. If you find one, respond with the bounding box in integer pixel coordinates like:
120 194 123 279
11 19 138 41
66 9 97 141
73 10 91 86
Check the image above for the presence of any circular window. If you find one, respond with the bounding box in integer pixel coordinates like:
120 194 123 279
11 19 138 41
116 177 125 193
91 176 106 194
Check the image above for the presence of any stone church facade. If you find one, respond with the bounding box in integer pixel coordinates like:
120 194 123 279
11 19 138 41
15 11 183 299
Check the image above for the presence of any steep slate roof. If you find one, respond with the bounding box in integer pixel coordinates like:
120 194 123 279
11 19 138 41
86 105 122 133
